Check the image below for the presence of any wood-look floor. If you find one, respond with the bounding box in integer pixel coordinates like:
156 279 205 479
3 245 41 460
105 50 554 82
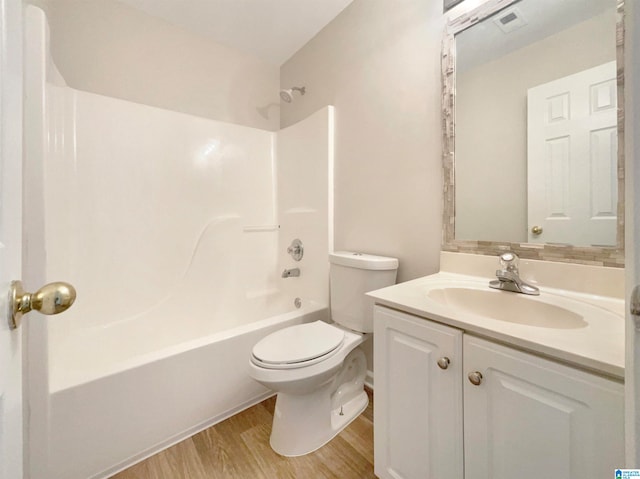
111 389 374 479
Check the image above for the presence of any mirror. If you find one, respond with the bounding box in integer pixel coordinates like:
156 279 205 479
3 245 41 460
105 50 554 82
444 0 465 12
442 0 624 266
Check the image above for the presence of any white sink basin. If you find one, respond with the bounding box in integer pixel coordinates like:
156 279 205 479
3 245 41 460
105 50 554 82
426 287 588 329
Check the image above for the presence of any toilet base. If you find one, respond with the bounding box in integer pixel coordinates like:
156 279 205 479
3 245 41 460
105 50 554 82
269 347 368 457
270 389 368 457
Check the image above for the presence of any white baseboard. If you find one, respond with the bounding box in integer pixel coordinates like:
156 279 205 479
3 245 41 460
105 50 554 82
365 369 374 390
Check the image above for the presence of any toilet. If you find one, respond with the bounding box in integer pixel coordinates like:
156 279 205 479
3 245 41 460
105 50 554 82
249 251 398 456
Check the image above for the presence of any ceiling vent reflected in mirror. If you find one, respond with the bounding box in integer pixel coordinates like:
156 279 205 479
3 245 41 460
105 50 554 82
444 0 465 13
494 7 527 33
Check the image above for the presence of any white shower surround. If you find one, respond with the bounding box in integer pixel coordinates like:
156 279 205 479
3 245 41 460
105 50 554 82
24 8 335 478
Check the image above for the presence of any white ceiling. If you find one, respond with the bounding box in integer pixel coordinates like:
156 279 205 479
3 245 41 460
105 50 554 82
116 0 354 66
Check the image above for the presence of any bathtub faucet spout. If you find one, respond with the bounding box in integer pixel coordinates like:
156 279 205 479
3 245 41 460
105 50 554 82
282 268 300 278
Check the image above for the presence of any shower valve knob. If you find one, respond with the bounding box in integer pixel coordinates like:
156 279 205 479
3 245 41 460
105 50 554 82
8 280 77 329
287 239 304 261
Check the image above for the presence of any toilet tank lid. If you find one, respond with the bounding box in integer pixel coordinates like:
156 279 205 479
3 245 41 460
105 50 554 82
329 251 398 270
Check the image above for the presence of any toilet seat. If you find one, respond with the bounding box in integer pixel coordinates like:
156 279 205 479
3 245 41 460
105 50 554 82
251 321 345 370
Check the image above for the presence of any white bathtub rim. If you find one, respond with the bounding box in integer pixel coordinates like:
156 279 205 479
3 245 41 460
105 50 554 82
50 301 328 393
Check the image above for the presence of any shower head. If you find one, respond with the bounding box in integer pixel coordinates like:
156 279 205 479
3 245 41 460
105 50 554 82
279 90 293 103
280 86 306 103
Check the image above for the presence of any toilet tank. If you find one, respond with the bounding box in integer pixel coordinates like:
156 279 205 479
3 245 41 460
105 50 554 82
329 251 398 333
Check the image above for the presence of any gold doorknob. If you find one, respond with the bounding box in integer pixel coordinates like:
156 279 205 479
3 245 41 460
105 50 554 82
531 225 543 235
9 280 76 329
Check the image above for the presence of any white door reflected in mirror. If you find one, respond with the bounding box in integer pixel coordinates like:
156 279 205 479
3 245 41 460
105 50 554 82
527 61 618 246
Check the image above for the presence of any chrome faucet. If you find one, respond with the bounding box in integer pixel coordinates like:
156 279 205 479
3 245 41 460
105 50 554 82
282 268 300 278
489 252 539 295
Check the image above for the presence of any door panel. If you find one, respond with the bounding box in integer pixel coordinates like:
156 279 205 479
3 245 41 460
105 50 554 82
528 61 618 246
0 1 23 478
374 306 463 479
626 0 640 465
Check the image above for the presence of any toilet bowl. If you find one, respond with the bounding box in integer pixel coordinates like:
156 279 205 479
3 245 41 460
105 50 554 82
249 251 398 457
249 320 368 456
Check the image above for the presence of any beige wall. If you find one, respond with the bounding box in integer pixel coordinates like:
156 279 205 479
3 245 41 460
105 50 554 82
40 0 280 130
281 0 447 284
456 11 617 242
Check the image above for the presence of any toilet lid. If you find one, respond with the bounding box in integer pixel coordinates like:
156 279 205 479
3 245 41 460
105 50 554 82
252 321 345 366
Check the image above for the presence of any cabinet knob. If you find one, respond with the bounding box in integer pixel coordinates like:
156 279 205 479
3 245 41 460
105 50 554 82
468 371 483 386
437 357 450 370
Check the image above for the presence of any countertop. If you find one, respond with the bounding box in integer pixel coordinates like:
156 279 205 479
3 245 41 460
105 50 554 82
367 272 625 379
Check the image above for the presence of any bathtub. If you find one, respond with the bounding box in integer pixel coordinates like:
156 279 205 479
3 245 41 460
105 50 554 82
41 299 328 479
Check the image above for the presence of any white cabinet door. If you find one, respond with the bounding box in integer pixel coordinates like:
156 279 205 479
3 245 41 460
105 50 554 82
373 306 463 479
464 335 624 479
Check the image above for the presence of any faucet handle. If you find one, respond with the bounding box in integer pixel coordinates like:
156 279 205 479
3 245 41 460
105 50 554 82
498 252 519 272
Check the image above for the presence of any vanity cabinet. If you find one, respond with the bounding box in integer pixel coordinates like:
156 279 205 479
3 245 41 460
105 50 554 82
373 305 624 479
